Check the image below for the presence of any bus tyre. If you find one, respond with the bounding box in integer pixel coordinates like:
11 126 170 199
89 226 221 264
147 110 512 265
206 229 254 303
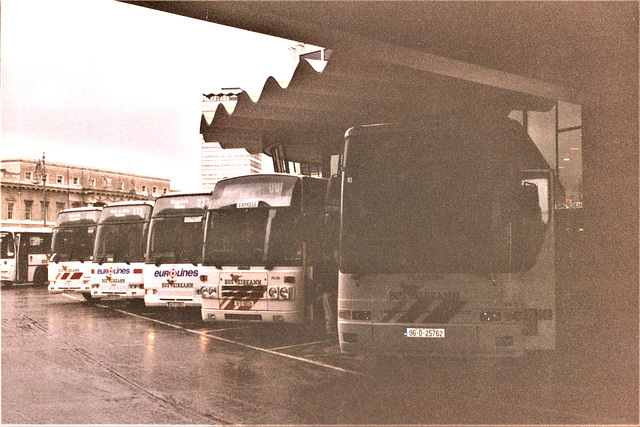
82 293 94 302
33 267 48 285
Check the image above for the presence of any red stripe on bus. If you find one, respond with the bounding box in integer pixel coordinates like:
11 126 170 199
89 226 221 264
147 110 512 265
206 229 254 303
60 272 70 280
70 272 83 280
133 268 143 274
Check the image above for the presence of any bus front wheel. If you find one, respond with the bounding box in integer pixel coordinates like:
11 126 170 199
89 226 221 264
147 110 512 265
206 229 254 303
33 267 48 286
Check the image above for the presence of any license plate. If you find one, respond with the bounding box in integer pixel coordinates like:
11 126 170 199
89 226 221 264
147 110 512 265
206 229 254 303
233 300 254 307
167 302 185 308
105 295 121 300
404 327 445 338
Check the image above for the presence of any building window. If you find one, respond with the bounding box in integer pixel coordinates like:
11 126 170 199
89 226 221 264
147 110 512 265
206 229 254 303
120 182 125 191
7 202 14 220
56 202 65 213
90 178 96 187
141 185 147 193
163 188 167 194
72 177 79 185
57 175 64 184
25 171 32 180
24 201 33 220
152 186 157 194
40 201 50 221
72 202 82 208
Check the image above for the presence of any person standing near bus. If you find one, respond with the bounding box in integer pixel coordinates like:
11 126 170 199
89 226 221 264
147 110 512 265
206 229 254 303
315 245 339 336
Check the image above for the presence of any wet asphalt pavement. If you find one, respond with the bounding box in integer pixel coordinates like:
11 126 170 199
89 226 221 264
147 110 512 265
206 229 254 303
2 281 637 425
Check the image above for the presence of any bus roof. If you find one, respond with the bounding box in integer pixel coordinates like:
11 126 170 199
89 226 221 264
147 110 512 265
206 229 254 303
214 173 323 186
59 206 103 213
0 226 53 234
155 191 212 199
103 200 155 208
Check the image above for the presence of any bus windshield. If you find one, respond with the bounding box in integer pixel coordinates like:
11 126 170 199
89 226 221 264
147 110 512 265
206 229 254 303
146 194 210 265
204 208 302 267
147 216 205 265
94 204 152 264
51 226 96 262
1 232 15 258
341 120 549 275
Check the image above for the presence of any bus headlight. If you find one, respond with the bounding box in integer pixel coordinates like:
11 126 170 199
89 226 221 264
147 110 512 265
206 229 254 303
201 286 209 298
268 287 278 299
279 287 291 300
208 286 217 297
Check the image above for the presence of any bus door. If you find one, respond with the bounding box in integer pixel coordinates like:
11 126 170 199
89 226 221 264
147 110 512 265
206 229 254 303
1 232 16 283
17 234 29 282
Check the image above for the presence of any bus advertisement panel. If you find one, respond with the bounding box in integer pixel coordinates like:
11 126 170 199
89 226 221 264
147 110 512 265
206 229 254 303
48 207 102 300
1 227 52 285
144 193 211 307
90 201 154 301
200 174 329 324
338 113 555 357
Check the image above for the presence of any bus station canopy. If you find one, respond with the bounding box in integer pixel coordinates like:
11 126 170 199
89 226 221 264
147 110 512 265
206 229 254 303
127 1 635 164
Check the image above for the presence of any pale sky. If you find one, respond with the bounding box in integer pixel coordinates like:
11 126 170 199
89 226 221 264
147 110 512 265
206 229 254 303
1 0 302 191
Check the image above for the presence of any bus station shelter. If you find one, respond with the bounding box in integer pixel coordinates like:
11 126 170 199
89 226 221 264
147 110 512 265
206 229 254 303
128 2 638 314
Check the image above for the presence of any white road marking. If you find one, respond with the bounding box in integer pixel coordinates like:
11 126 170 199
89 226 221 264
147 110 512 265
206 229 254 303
269 339 336 351
61 293 359 375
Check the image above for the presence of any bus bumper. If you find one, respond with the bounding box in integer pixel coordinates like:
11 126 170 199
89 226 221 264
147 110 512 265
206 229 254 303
92 285 145 300
202 307 305 323
48 282 91 294
338 321 524 357
144 294 201 308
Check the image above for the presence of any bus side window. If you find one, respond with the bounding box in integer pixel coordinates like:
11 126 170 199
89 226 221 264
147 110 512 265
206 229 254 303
514 181 547 271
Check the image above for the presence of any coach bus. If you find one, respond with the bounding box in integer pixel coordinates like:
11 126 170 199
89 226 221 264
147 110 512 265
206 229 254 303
48 207 102 300
199 174 329 324
0 227 51 285
90 201 154 301
337 112 556 356
144 192 211 307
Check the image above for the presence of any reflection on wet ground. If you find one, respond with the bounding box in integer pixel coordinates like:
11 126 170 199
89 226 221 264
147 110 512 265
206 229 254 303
2 276 637 425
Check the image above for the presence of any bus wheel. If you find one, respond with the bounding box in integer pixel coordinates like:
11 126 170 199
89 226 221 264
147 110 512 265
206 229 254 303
33 267 48 286
82 293 94 302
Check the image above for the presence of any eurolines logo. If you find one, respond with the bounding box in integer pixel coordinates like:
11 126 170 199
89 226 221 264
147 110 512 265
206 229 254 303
96 267 130 275
154 268 198 278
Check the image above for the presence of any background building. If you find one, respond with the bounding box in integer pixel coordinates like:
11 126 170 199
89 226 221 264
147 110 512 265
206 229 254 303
1 158 171 228
200 88 272 191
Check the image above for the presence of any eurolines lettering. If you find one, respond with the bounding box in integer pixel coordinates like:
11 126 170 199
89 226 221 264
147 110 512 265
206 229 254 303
154 268 198 278
96 267 131 275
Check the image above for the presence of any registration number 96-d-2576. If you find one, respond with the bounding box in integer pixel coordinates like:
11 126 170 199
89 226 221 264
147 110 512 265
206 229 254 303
404 327 445 338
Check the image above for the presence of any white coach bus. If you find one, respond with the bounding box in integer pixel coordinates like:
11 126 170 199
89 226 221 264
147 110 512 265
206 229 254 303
0 227 51 285
199 174 329 323
337 112 556 356
48 207 102 300
144 192 211 308
90 201 154 301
